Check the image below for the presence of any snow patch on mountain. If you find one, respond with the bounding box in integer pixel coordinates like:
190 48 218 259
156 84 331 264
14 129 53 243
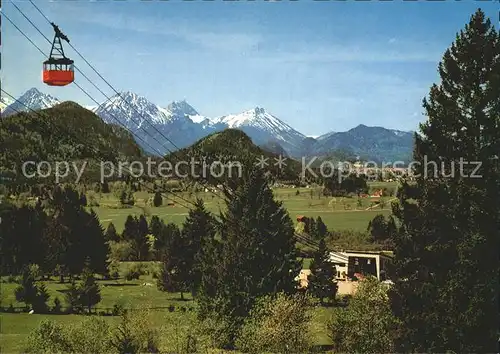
392 129 409 137
188 114 208 124
0 96 13 112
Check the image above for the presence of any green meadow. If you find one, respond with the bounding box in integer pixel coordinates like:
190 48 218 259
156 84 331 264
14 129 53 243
93 184 396 233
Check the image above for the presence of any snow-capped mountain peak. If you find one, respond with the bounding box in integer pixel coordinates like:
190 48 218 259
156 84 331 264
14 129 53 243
163 99 214 127
166 100 199 116
2 87 414 161
2 87 60 116
95 91 172 126
93 93 215 155
213 106 306 154
216 106 299 133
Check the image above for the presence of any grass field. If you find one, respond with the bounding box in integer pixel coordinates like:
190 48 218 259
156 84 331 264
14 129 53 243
92 183 396 233
0 262 335 352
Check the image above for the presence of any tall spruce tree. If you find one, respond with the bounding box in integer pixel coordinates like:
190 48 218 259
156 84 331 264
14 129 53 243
307 239 337 305
79 261 101 314
105 222 120 242
315 216 328 239
153 191 162 207
389 9 499 353
181 198 217 296
197 168 301 348
122 215 138 242
153 222 178 256
135 215 150 261
156 225 189 299
84 210 110 275
149 216 163 239
47 186 87 276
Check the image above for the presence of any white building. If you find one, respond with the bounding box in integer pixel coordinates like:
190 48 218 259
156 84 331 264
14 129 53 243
329 250 393 281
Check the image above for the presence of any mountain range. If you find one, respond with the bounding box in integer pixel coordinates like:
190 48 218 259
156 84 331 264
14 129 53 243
1 88 415 162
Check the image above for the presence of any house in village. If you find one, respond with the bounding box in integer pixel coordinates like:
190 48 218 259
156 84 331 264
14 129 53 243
296 215 306 223
297 250 393 294
329 250 393 281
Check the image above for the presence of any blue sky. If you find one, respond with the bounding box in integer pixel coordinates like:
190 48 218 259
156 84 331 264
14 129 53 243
2 0 498 136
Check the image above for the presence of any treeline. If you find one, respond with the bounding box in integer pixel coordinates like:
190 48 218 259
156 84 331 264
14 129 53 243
0 185 108 278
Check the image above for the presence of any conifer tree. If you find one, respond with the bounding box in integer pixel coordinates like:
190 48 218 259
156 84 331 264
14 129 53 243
389 9 499 353
149 215 163 238
134 215 150 260
14 268 40 310
307 239 337 305
101 181 110 194
153 222 179 256
47 186 87 276
315 216 328 239
0 201 18 275
157 227 189 299
79 192 87 206
181 198 217 296
34 283 50 313
122 215 138 242
79 262 101 313
105 222 120 242
65 280 81 313
153 191 162 207
85 210 110 275
197 168 301 348
367 214 389 242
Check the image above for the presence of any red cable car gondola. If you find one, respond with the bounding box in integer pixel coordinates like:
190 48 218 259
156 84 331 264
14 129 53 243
42 22 74 86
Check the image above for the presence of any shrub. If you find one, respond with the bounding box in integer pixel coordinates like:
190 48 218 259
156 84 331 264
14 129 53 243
64 281 82 314
25 319 72 353
66 317 113 353
125 269 141 281
112 303 126 316
111 310 160 354
108 261 121 280
123 263 147 281
198 314 239 350
28 264 41 280
87 192 100 207
236 292 314 353
327 276 397 354
109 241 135 262
25 317 113 353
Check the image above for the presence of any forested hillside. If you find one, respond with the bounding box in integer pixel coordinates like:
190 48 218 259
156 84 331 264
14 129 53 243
0 102 143 183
